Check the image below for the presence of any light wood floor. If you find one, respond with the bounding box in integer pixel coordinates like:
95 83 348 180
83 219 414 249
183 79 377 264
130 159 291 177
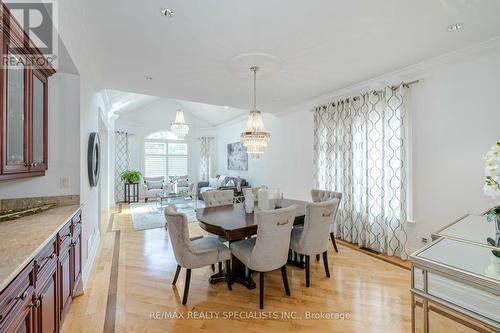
60 205 412 333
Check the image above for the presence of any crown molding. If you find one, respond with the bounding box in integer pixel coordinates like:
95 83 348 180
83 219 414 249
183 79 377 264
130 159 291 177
276 36 500 117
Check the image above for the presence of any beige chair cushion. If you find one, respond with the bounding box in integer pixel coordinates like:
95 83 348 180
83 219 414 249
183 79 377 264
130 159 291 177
164 205 230 269
290 200 340 255
202 190 234 207
230 205 296 272
311 189 342 233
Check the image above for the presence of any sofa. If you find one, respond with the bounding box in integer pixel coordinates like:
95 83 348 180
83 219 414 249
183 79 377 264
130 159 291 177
197 175 249 200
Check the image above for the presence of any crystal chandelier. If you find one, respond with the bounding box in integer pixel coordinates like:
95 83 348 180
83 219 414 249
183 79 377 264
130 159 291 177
240 66 270 159
170 109 189 138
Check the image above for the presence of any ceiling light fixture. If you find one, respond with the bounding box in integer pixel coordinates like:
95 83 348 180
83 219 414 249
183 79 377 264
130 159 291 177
161 8 174 17
171 109 189 138
240 66 270 159
447 23 463 32
146 76 153 80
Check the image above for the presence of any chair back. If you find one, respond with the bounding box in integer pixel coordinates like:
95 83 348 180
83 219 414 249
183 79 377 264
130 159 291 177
250 205 297 272
164 205 191 267
144 176 165 189
311 189 342 202
202 190 234 207
299 200 340 254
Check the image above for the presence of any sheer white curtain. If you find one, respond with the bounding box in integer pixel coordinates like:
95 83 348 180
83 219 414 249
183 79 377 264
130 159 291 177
199 137 214 181
114 131 130 202
313 85 409 259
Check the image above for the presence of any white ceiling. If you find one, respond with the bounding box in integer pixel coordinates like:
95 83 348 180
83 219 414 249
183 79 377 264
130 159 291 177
79 0 500 113
107 89 248 126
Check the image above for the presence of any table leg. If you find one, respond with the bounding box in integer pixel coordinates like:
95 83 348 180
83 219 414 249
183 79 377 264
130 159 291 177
207 243 256 290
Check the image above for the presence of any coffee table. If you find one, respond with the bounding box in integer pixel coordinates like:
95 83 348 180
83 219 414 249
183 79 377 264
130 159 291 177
156 191 194 208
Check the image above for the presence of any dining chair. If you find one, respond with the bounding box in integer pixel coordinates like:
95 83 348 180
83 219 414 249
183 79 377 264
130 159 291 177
202 189 234 272
289 199 340 287
230 205 297 309
202 189 234 207
311 189 342 252
164 205 232 305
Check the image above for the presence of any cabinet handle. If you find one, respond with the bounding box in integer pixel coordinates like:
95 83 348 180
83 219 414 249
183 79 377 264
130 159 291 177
15 290 28 301
47 253 56 259
33 298 41 308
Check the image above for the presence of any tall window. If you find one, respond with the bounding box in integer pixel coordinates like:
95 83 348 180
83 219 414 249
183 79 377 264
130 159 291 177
144 131 188 180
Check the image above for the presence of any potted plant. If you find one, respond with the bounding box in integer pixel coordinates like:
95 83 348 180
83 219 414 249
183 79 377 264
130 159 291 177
120 170 142 184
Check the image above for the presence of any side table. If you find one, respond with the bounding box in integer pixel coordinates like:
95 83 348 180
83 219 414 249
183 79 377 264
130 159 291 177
124 182 139 203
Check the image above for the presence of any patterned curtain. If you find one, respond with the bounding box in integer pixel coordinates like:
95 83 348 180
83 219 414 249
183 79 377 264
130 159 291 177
313 85 409 259
114 131 130 202
199 137 214 181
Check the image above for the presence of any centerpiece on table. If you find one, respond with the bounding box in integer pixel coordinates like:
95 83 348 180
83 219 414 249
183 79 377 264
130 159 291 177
483 142 500 278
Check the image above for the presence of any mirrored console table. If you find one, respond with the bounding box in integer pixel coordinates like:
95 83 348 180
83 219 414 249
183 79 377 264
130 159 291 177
410 217 500 332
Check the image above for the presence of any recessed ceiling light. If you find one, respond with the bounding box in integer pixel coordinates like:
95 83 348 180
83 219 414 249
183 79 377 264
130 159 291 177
161 8 174 17
146 76 153 80
447 23 463 32
224 106 230 109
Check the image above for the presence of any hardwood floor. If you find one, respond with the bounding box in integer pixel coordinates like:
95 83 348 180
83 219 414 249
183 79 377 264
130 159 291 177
60 205 412 333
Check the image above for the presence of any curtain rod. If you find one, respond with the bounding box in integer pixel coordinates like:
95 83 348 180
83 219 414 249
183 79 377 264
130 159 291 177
311 80 419 111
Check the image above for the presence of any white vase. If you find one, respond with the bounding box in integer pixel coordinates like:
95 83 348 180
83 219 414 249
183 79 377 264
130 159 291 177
258 186 269 210
244 189 254 213
485 253 500 279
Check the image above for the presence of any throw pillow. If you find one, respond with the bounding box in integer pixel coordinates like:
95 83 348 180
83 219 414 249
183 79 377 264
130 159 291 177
226 179 235 186
177 180 188 187
209 177 218 188
146 180 163 190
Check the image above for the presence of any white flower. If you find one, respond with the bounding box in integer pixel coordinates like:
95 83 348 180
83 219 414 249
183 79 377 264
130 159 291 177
484 141 500 198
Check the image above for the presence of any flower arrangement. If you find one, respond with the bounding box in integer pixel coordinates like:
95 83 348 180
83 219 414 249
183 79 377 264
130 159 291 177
484 142 500 198
483 142 500 259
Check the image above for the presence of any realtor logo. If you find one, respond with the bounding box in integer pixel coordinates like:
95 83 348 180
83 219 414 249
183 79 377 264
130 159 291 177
4 0 58 69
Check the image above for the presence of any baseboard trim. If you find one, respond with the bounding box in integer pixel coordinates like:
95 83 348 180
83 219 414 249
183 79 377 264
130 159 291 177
82 230 101 290
337 239 411 270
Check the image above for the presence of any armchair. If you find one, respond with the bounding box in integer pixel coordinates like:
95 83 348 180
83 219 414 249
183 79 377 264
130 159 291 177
143 176 166 202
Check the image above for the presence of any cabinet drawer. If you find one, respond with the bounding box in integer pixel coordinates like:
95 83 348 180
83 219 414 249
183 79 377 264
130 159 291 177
0 262 34 329
34 238 57 280
72 224 81 240
72 210 81 225
58 221 72 248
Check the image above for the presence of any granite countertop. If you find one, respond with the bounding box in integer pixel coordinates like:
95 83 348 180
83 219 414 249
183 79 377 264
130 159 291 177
0 205 81 291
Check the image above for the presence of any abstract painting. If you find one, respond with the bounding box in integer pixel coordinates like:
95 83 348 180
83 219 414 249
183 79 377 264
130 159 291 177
227 142 248 171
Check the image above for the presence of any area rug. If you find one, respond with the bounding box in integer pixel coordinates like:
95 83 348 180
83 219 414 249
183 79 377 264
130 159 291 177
130 200 204 231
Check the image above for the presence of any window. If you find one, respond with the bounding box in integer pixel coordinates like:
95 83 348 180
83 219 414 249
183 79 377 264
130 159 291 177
144 132 188 180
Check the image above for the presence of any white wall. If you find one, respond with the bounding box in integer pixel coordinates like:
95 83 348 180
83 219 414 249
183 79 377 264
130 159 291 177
216 111 314 201
0 72 80 199
57 0 110 287
115 99 216 199
215 40 500 253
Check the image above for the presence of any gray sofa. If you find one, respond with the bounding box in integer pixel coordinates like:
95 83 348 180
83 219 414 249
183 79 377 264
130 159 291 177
197 175 249 200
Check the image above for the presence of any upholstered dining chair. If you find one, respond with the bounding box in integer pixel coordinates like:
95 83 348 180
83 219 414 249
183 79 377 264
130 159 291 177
164 205 232 305
202 189 234 207
230 205 297 309
311 189 342 252
202 189 234 272
289 200 340 287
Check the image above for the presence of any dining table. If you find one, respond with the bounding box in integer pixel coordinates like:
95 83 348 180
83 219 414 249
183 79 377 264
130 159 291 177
196 198 307 289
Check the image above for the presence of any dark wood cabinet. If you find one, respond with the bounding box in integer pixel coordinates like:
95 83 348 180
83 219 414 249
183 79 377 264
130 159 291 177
34 262 57 333
0 209 82 333
71 228 81 297
0 3 54 181
57 242 71 322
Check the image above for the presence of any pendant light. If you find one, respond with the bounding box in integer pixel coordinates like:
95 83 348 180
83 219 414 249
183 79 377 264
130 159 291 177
170 109 189 138
240 66 270 159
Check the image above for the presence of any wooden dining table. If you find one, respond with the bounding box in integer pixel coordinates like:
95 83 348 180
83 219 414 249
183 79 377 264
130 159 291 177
196 199 307 289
